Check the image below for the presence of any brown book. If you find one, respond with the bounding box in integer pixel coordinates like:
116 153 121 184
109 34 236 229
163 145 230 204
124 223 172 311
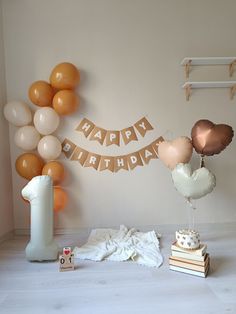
169 255 210 272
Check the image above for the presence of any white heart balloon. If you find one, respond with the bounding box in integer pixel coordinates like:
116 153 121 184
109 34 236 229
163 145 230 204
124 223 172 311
171 163 216 199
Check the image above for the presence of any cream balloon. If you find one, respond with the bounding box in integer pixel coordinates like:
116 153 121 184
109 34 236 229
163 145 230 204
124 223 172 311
37 135 62 160
33 107 59 135
4 101 32 126
158 137 193 170
14 126 40 151
171 163 216 200
21 175 58 261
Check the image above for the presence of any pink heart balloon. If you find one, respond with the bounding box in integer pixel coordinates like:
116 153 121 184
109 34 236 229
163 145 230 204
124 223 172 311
158 137 193 170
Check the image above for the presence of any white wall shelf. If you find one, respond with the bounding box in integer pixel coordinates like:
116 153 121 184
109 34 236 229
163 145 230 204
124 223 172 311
181 57 236 78
182 81 236 101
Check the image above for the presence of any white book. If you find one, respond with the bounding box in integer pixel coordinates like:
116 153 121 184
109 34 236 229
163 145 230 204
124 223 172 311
171 242 207 256
172 250 207 262
170 265 209 278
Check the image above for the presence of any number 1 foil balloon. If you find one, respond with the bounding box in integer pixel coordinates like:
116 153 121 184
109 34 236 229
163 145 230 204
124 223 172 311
171 163 216 200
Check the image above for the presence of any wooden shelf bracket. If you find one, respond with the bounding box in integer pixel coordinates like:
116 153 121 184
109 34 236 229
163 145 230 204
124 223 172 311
185 84 191 101
185 60 192 79
230 84 236 100
229 60 236 77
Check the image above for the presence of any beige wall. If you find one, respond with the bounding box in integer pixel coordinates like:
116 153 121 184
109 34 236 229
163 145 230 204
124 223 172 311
0 0 13 238
1 0 236 232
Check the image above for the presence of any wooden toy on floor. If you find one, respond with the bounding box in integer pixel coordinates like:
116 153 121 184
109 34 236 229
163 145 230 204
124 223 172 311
59 247 75 272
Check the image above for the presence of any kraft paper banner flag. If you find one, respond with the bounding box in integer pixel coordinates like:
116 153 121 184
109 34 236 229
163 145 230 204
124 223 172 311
62 138 77 159
134 117 154 137
139 144 158 164
62 135 164 172
151 136 164 154
76 118 95 137
114 155 129 172
89 126 107 145
99 156 114 172
105 130 120 146
83 152 101 170
70 146 89 166
127 151 143 170
121 126 138 145
75 116 154 146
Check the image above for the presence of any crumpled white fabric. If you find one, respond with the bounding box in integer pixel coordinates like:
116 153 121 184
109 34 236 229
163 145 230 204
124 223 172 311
73 225 163 267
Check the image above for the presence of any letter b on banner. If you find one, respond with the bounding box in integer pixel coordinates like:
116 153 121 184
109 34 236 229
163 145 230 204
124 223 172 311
62 139 77 159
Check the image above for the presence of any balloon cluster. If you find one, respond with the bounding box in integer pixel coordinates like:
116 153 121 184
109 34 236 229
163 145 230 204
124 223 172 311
4 62 80 212
158 119 234 200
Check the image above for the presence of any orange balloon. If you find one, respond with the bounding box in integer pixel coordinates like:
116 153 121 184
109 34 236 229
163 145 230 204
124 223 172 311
53 186 68 212
42 161 65 185
50 62 80 90
28 80 54 107
52 90 79 115
15 153 44 180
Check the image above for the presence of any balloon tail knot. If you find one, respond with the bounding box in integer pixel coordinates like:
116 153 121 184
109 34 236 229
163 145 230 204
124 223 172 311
200 155 205 168
186 197 196 210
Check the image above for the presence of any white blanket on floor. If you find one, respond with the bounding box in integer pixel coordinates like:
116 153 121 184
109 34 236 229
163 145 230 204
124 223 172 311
73 225 163 267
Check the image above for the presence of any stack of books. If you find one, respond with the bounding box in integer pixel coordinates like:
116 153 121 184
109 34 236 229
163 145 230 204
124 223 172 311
169 242 210 277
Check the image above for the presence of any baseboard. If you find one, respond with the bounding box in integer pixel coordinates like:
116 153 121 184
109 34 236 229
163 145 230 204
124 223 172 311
14 222 236 237
14 227 91 237
0 230 14 244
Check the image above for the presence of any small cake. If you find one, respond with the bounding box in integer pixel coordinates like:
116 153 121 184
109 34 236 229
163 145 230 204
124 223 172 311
175 229 200 250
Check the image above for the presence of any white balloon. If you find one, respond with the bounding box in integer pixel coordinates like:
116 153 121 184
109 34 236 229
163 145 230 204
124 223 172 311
14 126 40 151
37 135 62 160
171 163 216 200
34 107 59 135
4 101 32 126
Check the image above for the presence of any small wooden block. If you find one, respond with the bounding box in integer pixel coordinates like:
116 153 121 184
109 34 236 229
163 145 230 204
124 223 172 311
59 253 75 272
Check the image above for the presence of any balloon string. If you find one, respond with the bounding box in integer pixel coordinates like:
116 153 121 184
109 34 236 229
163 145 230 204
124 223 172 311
162 129 174 140
186 197 196 230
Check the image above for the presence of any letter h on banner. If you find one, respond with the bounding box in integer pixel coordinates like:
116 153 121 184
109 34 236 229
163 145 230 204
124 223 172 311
76 118 95 137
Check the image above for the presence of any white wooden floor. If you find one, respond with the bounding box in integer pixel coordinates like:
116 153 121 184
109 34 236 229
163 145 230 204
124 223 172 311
0 224 236 314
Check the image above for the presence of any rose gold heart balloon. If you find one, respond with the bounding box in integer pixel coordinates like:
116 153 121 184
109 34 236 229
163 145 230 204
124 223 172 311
158 137 193 170
191 120 234 156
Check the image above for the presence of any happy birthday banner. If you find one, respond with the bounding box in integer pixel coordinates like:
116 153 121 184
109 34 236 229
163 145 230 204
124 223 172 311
75 116 154 146
62 136 164 172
